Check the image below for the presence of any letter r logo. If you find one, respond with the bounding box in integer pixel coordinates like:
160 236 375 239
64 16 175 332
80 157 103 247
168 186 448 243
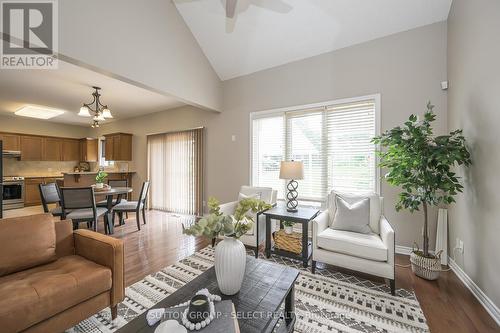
2 1 54 55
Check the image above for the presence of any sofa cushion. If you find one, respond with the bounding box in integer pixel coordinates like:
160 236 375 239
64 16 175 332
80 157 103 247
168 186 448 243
0 213 56 277
327 191 382 234
331 196 371 234
0 255 112 332
317 228 388 261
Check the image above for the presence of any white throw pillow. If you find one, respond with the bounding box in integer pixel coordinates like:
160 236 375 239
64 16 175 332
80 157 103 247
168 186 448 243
327 191 382 234
331 195 372 234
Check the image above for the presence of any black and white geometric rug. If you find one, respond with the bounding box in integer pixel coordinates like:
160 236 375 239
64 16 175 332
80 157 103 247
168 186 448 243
68 246 429 333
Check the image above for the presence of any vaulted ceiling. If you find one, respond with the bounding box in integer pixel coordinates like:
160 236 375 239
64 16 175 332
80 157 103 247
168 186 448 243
174 0 452 80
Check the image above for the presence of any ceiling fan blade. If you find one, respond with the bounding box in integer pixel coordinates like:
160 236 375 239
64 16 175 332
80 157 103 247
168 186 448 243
226 0 237 18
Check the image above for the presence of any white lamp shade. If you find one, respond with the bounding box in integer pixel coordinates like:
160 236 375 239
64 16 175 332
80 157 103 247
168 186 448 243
102 108 113 118
78 106 91 117
279 161 304 180
96 113 106 121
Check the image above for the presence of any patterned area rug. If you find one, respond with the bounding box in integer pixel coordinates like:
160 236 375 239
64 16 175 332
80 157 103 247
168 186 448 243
68 247 429 333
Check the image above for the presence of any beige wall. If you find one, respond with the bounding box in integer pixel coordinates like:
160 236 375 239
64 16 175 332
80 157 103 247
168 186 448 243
0 114 89 138
101 22 448 250
222 22 448 249
59 0 222 111
447 0 500 309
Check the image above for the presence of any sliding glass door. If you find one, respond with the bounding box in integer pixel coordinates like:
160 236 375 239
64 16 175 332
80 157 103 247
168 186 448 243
147 128 204 215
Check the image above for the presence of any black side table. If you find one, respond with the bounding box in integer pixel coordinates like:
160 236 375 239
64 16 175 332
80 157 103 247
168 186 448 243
263 204 319 267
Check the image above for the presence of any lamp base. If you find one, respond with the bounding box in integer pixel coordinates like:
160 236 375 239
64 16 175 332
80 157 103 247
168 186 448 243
286 179 299 213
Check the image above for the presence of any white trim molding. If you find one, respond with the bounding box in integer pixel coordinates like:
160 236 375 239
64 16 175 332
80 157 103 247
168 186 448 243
395 245 434 256
448 258 500 326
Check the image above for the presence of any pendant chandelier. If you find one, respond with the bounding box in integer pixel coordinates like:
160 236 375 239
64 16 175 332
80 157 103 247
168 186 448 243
78 86 112 128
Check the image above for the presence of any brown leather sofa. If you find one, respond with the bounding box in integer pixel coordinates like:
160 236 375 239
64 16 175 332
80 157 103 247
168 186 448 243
0 213 124 333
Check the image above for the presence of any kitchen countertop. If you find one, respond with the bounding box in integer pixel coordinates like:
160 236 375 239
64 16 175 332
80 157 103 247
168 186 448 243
62 171 136 175
16 175 64 178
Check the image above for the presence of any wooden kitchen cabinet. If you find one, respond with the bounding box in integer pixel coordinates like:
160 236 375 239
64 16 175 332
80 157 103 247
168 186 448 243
21 135 43 161
104 133 132 161
0 133 20 151
42 137 63 161
24 178 44 206
62 139 80 161
80 138 98 162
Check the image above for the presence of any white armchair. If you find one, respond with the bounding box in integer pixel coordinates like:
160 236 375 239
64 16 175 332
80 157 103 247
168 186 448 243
312 191 396 295
218 186 277 258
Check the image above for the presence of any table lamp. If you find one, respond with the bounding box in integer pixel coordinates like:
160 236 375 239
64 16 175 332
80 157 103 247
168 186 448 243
279 161 304 212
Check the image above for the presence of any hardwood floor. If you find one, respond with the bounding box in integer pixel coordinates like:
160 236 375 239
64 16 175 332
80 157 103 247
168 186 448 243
9 207 496 332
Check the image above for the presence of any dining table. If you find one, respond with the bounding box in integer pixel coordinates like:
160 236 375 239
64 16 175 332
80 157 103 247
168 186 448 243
94 186 133 234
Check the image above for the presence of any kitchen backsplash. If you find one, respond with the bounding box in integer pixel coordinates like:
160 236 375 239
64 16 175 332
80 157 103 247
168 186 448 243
3 160 78 177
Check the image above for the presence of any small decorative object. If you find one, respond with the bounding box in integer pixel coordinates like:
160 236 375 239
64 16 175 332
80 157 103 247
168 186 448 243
279 160 304 212
282 220 294 234
154 320 187 333
274 229 302 254
147 289 221 330
95 170 108 189
73 166 80 173
78 86 113 128
184 197 271 295
187 295 210 324
373 101 471 280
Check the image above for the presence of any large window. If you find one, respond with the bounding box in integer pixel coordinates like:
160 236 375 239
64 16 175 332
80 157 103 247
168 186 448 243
251 96 379 203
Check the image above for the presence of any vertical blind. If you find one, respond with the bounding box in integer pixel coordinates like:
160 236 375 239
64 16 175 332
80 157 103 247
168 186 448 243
147 128 204 215
252 99 377 202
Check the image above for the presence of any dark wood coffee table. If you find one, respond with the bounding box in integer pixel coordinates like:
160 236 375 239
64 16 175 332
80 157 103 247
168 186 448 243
117 256 299 333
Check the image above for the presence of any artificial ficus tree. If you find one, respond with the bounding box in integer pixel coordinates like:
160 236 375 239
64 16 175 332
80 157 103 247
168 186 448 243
372 102 471 257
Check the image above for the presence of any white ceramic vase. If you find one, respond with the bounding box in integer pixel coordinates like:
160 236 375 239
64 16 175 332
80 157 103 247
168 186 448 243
214 237 246 295
95 183 104 189
284 226 293 234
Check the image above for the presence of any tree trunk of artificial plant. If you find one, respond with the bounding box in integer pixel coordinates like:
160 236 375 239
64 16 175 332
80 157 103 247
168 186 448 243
422 202 429 257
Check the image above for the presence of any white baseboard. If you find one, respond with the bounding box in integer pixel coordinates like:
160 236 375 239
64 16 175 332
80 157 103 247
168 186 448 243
448 258 500 326
396 245 500 326
395 245 434 255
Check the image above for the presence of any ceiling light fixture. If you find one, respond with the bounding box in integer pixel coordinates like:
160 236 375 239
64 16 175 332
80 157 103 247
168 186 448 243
15 105 65 119
79 86 112 128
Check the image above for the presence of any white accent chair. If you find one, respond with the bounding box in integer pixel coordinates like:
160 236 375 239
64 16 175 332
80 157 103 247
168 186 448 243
218 186 278 258
312 191 396 295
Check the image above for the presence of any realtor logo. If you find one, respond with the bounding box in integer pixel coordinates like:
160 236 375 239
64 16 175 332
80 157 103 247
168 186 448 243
1 0 58 69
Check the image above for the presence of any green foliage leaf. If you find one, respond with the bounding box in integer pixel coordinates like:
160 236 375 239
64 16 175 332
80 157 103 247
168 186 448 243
183 196 272 240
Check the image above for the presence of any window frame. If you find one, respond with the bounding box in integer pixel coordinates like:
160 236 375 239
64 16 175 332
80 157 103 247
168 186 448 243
249 94 381 204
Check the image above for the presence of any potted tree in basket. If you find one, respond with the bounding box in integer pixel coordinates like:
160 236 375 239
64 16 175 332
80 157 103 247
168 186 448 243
372 102 471 280
184 197 271 295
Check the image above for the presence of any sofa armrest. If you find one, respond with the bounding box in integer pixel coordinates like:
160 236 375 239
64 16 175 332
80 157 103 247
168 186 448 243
74 230 124 306
380 215 395 265
219 200 238 215
312 210 329 249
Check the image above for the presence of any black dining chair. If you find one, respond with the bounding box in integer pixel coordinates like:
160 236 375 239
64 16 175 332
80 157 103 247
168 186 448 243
112 181 150 231
39 182 67 217
96 179 129 207
60 187 109 233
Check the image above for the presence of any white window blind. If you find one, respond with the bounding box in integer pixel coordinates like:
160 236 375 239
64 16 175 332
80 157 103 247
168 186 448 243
251 98 377 203
252 116 285 199
147 128 204 215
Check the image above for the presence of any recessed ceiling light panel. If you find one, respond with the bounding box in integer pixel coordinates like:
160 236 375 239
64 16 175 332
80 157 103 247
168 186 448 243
15 105 65 119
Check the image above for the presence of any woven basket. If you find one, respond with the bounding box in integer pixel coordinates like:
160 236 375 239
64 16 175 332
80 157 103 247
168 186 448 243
274 229 302 254
410 245 442 280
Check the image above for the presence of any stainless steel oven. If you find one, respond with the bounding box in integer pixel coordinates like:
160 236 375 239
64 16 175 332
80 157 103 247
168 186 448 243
2 177 24 210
